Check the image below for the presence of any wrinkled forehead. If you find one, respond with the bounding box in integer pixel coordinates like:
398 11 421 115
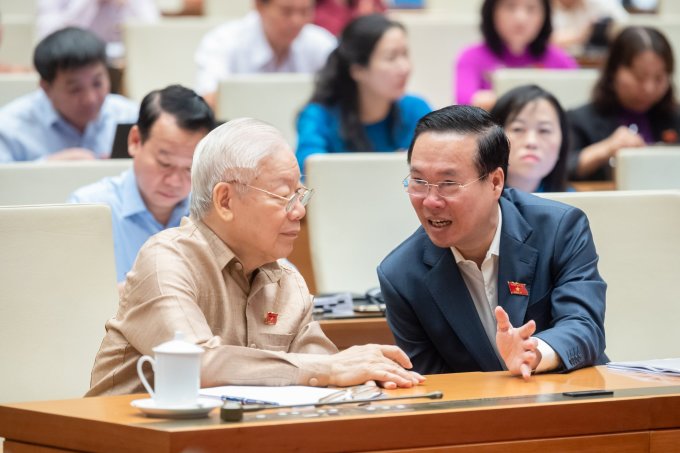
252 145 301 183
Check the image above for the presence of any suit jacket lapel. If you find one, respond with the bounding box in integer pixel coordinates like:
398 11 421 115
496 196 539 327
422 241 502 371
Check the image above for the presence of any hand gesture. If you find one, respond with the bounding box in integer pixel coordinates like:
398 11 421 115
328 344 425 389
495 306 541 380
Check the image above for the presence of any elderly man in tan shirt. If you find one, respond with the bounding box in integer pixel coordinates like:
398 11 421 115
87 118 423 396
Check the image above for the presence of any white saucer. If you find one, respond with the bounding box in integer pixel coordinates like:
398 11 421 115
131 397 222 419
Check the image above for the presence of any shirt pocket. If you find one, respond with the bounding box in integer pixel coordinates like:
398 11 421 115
256 333 295 352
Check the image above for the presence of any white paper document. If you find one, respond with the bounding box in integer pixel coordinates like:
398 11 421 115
607 358 680 377
200 385 341 406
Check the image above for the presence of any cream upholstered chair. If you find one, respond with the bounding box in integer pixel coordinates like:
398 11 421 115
0 204 119 403
492 68 599 110
388 11 480 107
305 152 420 294
539 190 680 362
0 14 36 67
0 72 39 107
0 159 132 206
203 0 252 17
122 17 221 102
0 0 36 15
216 73 314 147
616 147 680 190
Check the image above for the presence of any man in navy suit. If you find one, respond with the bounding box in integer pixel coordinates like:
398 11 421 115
378 105 607 379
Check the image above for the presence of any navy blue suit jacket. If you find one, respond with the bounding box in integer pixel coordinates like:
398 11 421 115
377 189 608 375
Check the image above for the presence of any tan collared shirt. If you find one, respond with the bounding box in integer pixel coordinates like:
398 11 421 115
87 217 337 396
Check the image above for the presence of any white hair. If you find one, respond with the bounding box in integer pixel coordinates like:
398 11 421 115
189 118 289 219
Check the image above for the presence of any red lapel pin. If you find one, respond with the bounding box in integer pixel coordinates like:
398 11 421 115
264 311 278 325
507 281 529 296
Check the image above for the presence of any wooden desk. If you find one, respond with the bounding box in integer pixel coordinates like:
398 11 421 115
319 317 394 350
1 367 679 452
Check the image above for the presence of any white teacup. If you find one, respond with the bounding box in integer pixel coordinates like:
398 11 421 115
136 331 204 406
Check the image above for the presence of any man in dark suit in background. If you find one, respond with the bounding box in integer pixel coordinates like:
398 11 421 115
378 105 607 379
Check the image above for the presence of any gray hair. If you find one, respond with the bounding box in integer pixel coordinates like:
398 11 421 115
189 118 288 218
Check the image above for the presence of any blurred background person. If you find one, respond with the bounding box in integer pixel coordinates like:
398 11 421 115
296 14 430 171
314 0 386 36
0 27 138 162
69 85 216 285
195 0 336 109
567 26 680 181
491 84 570 192
551 0 629 56
456 0 577 110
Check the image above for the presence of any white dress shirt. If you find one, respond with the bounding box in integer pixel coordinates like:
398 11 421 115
451 205 560 373
194 11 336 95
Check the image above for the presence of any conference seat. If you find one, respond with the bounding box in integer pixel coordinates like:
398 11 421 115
0 204 119 403
539 190 680 362
387 11 480 107
0 72 39 107
122 17 221 102
0 14 36 68
0 159 132 206
202 0 252 17
616 147 680 190
492 68 599 110
305 152 420 294
216 73 314 147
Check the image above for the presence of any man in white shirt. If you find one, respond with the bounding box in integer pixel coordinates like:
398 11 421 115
194 0 336 108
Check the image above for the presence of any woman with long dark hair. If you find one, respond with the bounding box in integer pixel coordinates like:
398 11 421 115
568 26 680 181
295 14 430 170
491 84 570 192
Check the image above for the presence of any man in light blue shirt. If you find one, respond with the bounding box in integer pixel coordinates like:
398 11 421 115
69 85 216 283
0 27 138 162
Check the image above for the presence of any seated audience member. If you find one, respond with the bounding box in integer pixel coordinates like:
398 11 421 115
87 118 424 395
36 0 160 61
456 0 578 110
296 14 430 170
490 84 569 192
69 85 216 284
378 105 607 378
314 0 386 36
568 26 680 181
194 0 336 108
0 27 138 162
551 0 628 54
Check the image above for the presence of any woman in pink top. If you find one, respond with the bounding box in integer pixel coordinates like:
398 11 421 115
455 0 578 109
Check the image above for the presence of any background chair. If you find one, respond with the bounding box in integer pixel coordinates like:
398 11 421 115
616 147 680 190
0 159 132 206
203 0 252 17
0 204 119 403
0 72 39 107
122 17 220 102
492 68 599 110
0 14 36 67
539 190 680 362
388 11 480 107
305 152 420 294
216 73 314 146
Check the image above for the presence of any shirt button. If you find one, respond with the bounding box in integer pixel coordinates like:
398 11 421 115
308 377 319 386
250 343 257 348
234 262 243 271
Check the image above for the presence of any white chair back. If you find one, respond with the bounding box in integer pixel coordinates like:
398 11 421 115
305 152 420 294
123 18 221 102
389 11 480 107
492 68 599 110
0 204 119 402
203 0 252 17
539 190 680 361
426 0 483 15
616 147 680 190
0 159 132 206
0 0 36 16
216 73 314 146
0 72 39 107
0 14 36 67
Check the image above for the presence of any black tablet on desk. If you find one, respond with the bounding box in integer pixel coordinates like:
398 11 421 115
109 122 134 158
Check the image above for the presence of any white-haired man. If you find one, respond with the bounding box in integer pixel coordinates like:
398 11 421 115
87 118 423 395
